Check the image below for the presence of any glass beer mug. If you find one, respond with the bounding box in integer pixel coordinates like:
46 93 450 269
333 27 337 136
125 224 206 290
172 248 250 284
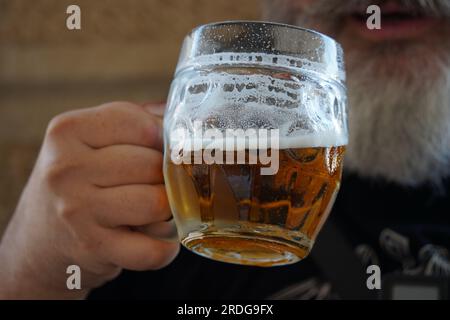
163 21 347 266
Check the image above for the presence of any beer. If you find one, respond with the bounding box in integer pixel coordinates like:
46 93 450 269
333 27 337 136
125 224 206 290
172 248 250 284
163 21 347 266
164 145 345 266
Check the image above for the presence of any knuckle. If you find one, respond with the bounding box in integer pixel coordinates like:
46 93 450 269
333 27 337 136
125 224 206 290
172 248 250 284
43 162 67 186
46 112 78 138
56 198 80 222
43 156 80 187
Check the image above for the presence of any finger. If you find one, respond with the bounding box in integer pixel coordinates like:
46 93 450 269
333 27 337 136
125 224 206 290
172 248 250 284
65 101 163 150
92 184 172 227
88 145 164 187
134 220 178 242
142 102 166 118
101 227 180 270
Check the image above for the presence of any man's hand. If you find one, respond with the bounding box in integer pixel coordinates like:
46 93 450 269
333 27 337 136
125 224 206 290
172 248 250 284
0 101 179 299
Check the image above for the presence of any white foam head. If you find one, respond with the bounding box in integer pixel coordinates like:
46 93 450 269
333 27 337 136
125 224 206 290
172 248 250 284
165 53 348 150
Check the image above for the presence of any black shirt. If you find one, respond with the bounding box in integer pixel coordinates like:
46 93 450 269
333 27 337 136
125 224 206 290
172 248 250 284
89 174 450 299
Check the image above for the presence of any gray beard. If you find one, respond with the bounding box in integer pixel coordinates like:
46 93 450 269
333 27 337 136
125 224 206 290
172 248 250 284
344 49 450 187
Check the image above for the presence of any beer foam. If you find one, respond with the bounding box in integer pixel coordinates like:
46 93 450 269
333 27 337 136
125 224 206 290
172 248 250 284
165 62 348 150
169 132 347 151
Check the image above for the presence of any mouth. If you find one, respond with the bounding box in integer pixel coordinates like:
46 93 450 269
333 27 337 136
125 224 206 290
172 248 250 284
347 1 440 41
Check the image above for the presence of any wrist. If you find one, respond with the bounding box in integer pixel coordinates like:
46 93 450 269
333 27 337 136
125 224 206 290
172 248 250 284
0 244 90 299
0 217 89 300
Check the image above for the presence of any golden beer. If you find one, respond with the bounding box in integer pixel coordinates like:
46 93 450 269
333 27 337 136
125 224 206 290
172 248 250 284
164 146 345 266
163 22 347 266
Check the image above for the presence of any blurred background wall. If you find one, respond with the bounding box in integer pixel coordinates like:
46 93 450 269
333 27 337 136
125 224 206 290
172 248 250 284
0 0 261 234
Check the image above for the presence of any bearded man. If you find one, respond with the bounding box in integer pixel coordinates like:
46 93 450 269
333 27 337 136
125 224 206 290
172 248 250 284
1 0 449 299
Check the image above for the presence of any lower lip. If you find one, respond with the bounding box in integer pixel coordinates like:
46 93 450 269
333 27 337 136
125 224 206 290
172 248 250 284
348 15 439 41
